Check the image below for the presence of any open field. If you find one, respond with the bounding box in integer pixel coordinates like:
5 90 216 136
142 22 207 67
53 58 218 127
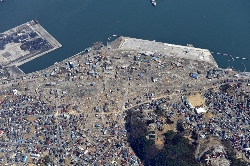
187 93 205 108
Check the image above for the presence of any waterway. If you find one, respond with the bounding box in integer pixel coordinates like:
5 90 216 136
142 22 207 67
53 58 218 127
0 0 250 73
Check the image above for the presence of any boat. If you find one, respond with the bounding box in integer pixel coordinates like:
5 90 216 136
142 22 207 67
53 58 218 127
151 0 156 6
34 19 39 24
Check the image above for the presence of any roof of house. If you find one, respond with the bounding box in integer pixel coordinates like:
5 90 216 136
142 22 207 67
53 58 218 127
196 107 207 114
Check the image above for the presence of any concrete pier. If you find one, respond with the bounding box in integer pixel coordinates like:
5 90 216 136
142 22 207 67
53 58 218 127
0 20 62 67
110 36 218 67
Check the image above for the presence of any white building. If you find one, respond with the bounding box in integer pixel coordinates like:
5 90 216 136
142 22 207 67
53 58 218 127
195 107 207 114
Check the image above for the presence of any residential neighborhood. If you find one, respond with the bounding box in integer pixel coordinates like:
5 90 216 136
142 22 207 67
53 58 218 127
0 37 249 165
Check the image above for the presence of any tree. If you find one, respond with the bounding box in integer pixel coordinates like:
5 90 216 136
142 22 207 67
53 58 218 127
144 144 160 165
152 130 198 166
43 155 51 165
155 109 164 116
130 135 154 160
177 121 184 132
125 111 199 166
166 118 174 124
191 130 198 140
164 130 176 144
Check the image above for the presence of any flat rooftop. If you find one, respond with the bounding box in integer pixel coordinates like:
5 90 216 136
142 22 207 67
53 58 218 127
117 37 218 67
0 20 62 67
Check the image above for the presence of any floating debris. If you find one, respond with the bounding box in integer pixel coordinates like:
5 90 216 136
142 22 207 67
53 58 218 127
242 63 246 73
228 55 234 61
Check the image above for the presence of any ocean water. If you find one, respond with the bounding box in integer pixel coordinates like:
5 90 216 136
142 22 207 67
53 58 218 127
0 0 250 73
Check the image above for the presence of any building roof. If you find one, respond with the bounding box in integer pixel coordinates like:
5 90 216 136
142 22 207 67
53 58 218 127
195 107 207 114
191 73 198 77
190 73 198 79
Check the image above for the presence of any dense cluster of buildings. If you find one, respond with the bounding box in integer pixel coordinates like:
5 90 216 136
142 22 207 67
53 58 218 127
0 37 249 165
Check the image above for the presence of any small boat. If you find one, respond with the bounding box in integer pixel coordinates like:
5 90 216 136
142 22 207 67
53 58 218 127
187 44 193 47
151 0 156 6
34 19 39 24
236 57 239 58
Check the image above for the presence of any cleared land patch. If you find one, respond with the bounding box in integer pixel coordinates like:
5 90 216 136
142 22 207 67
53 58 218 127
187 93 205 108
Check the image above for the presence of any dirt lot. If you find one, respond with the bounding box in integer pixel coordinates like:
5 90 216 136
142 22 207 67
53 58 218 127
24 125 36 139
64 158 72 166
187 93 205 107
26 116 37 122
204 111 214 123
0 95 5 101
155 124 170 149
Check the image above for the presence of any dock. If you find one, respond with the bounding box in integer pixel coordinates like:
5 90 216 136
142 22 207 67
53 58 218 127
110 36 218 67
0 20 62 73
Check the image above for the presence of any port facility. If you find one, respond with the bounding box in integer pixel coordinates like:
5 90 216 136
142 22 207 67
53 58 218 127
0 20 62 68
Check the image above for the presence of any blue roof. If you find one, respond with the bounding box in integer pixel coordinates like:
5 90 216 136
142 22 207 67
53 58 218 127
190 73 198 78
86 47 91 52
21 155 27 162
152 57 157 60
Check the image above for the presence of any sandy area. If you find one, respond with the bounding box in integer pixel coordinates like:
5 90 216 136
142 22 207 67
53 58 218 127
187 93 205 107
204 111 214 123
65 158 71 166
26 116 37 122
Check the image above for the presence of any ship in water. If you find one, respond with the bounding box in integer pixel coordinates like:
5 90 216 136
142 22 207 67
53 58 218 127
151 0 156 6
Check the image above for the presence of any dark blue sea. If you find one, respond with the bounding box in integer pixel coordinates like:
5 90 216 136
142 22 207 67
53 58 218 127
0 0 250 72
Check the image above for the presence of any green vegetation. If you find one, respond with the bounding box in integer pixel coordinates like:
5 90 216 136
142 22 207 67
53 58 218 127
191 130 198 140
43 155 51 166
166 118 174 124
125 110 157 161
125 110 199 166
154 105 165 116
164 130 175 141
176 121 184 132
228 152 248 166
154 109 164 116
151 132 199 166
